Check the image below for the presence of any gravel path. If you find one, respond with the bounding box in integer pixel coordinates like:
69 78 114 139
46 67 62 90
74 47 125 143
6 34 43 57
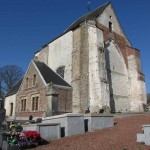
32 114 150 150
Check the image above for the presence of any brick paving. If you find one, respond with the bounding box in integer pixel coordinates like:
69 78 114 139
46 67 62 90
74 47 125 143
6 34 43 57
32 114 150 150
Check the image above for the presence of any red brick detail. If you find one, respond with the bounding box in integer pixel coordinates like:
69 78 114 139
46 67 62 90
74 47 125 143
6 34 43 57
17 111 44 118
138 73 145 81
96 22 128 68
127 46 140 58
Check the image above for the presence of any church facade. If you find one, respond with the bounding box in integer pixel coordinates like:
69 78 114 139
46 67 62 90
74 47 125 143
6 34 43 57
5 2 147 120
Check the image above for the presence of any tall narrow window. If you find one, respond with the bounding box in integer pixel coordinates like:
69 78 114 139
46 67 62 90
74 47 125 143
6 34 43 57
109 22 113 33
56 66 65 79
21 99 26 111
10 103 13 116
32 96 39 111
33 74 36 86
26 77 29 88
32 97 35 111
35 97 38 110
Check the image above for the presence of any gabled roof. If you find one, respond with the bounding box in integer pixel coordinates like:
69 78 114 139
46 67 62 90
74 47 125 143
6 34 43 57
37 2 110 50
65 2 110 32
34 61 71 87
5 79 23 97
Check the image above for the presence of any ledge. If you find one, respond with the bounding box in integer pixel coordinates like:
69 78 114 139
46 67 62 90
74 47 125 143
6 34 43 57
43 113 84 120
22 123 60 127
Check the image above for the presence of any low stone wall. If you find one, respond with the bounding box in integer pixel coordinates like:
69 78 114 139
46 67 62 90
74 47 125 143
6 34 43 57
84 114 114 132
42 113 85 137
22 123 60 140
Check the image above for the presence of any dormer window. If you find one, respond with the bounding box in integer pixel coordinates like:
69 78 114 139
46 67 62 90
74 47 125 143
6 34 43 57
109 22 113 33
56 66 65 79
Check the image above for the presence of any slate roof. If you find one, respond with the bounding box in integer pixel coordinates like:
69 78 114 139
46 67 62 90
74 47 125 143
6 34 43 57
65 2 110 32
5 79 23 97
34 61 71 87
38 2 110 50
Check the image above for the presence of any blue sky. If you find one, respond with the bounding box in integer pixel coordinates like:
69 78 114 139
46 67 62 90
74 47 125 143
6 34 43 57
0 0 150 92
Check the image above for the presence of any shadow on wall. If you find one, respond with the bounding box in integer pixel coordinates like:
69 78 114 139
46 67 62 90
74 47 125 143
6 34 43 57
105 43 116 113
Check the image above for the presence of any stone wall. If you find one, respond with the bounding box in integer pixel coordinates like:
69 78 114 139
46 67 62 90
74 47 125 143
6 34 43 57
105 41 130 112
72 27 82 113
96 5 146 112
5 94 17 119
127 47 147 112
35 45 49 65
47 31 73 84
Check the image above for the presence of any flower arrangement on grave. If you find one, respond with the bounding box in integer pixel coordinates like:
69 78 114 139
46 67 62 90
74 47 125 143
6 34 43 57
10 124 23 132
2 132 20 145
16 132 37 149
2 130 49 149
25 131 41 143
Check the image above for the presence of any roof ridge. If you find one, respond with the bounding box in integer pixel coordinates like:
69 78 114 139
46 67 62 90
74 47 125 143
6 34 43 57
35 2 111 53
65 2 110 32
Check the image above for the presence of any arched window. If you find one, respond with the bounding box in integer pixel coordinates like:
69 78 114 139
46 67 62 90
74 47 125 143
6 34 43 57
33 74 36 86
10 103 13 116
21 99 26 111
56 66 65 79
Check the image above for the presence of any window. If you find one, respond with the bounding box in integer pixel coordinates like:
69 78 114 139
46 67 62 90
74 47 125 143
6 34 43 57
10 103 13 116
32 96 39 111
33 74 36 86
21 99 26 111
109 22 113 33
56 66 65 78
26 77 29 88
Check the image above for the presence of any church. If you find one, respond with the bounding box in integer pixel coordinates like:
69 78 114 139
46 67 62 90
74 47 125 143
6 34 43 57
5 2 147 120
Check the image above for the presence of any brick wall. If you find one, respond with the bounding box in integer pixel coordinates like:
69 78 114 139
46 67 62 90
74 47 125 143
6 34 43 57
57 89 72 113
16 61 47 119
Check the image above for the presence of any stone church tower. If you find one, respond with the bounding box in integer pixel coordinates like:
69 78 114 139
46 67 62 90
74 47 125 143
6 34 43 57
34 2 146 113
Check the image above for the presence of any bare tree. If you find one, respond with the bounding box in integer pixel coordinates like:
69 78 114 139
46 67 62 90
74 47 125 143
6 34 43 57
0 65 24 93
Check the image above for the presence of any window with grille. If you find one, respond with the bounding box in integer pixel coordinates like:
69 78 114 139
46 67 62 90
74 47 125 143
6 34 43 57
32 96 39 111
56 66 65 79
21 99 26 111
